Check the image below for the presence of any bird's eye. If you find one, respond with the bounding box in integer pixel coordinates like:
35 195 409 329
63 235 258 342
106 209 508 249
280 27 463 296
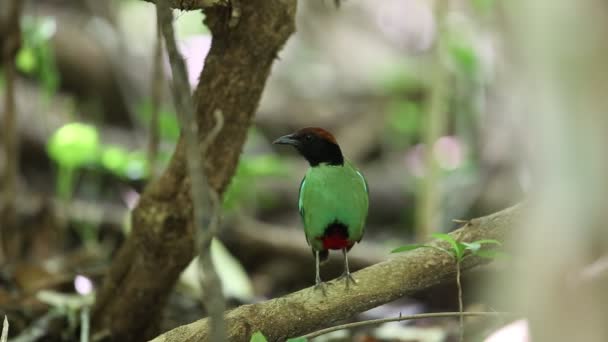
305 134 312 141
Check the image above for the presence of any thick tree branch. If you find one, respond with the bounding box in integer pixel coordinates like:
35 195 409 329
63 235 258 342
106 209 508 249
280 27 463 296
151 204 521 342
0 0 23 262
142 0 227 10
91 1 296 341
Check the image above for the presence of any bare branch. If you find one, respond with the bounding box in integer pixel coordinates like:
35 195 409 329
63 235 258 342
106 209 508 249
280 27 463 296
151 204 521 341
147 13 164 179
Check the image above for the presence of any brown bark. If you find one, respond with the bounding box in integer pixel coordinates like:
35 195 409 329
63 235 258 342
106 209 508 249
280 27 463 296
91 1 297 341
151 204 521 342
0 0 23 262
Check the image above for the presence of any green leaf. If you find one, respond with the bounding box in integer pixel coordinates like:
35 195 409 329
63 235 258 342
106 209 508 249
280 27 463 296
18 16 59 98
387 100 421 136
101 145 130 176
47 123 99 168
286 338 307 342
449 43 478 76
16 47 38 74
431 233 464 259
250 331 268 342
391 244 428 253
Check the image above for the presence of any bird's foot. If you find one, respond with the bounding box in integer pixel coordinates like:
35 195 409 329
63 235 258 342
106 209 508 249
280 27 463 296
337 272 357 289
313 280 329 296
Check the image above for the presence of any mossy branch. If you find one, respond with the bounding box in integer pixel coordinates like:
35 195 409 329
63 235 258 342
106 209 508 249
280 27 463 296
151 204 521 342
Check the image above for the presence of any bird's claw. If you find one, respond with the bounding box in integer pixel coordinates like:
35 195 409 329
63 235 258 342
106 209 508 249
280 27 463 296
337 272 357 289
313 281 329 296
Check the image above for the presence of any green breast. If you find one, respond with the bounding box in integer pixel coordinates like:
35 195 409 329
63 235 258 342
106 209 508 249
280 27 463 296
298 160 369 250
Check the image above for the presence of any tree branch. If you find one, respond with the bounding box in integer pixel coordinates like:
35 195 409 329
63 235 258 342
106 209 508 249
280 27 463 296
151 204 521 342
142 0 227 11
147 11 163 179
0 0 23 262
91 1 297 341
157 0 226 340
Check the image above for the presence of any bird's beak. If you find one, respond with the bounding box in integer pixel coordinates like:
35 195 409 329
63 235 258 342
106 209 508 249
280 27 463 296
273 134 299 146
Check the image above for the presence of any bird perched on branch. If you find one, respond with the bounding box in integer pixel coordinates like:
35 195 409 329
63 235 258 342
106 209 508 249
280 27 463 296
273 127 369 293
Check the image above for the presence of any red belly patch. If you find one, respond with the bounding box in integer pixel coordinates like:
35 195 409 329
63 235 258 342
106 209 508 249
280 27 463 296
318 222 353 250
321 234 352 250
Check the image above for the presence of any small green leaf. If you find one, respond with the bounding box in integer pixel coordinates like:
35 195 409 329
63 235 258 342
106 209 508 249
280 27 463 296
16 47 38 74
250 331 268 342
391 244 428 253
431 233 464 259
47 123 99 168
101 146 130 176
449 43 478 76
286 338 307 342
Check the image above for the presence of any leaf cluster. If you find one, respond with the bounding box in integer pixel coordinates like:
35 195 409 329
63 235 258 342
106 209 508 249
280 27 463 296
391 232 504 262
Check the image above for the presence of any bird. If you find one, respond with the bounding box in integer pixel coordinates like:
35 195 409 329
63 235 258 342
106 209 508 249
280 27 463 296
273 127 369 292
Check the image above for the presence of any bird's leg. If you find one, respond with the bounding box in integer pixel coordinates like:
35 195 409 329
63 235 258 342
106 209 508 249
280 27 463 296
337 248 357 289
313 250 327 295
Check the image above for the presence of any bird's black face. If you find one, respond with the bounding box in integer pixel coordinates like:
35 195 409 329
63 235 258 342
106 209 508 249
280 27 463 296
273 128 344 167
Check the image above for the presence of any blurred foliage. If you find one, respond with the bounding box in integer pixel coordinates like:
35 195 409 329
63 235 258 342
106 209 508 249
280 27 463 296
46 121 289 213
223 155 290 211
376 61 425 94
471 0 496 14
444 21 479 79
47 123 99 200
180 239 254 302
47 122 151 200
47 123 100 169
385 100 422 148
16 16 60 98
137 100 181 140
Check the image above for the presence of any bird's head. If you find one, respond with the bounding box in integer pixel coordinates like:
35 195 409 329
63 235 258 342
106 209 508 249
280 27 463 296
273 127 344 167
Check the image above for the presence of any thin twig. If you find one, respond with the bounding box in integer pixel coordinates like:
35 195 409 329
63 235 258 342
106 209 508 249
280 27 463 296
1 316 8 342
456 259 464 342
80 306 90 342
300 311 509 339
156 1 226 341
148 10 164 179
